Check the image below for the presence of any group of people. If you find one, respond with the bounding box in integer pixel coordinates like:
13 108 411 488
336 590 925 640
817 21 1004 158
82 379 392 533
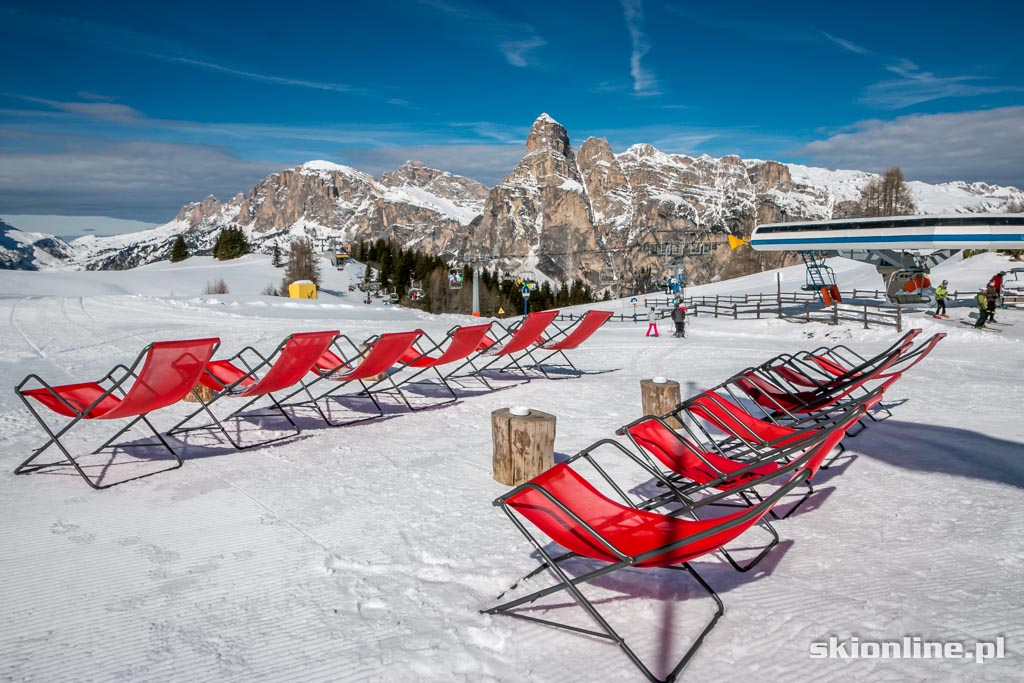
934 272 1008 328
645 302 687 338
666 276 683 296
974 271 1006 328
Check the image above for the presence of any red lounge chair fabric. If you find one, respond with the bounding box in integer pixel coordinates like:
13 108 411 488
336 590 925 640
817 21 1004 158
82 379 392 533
16 337 220 488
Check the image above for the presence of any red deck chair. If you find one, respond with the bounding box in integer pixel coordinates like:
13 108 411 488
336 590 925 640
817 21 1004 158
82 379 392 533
376 323 496 408
806 331 945 381
666 388 880 469
168 330 338 448
15 337 220 489
803 327 920 366
283 330 423 426
726 340 907 421
524 309 613 378
445 309 559 382
483 441 816 683
619 405 861 547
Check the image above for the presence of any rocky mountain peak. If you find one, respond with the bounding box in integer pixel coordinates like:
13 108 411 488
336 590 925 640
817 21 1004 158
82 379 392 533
380 160 445 187
578 137 616 165
525 113 572 157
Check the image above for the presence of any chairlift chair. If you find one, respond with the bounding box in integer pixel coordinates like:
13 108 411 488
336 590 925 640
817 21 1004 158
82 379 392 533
885 269 935 305
599 266 618 286
408 281 425 301
448 267 464 290
516 271 538 290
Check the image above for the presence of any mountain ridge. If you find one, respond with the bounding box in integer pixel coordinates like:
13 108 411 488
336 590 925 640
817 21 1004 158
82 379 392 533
6 114 1023 285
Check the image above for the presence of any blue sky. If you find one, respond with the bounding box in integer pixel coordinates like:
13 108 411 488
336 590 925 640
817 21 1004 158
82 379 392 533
1 0 1022 227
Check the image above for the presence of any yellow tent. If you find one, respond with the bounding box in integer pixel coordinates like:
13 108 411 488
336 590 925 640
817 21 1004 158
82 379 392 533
288 280 317 300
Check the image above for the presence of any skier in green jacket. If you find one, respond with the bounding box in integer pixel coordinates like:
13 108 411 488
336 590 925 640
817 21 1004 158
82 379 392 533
974 289 989 328
934 280 949 317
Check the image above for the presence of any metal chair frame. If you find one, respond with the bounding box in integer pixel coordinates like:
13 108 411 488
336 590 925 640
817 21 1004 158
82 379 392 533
15 338 220 489
484 441 816 683
168 331 338 448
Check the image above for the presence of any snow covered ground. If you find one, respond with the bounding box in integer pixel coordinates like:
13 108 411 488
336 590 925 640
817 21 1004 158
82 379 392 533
0 252 1021 681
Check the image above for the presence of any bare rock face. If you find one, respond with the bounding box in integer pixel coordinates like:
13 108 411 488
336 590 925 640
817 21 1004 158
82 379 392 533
76 160 488 270
524 113 572 156
472 114 605 283
381 160 489 205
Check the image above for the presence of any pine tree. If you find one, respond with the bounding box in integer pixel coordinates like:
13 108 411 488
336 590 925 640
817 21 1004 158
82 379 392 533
213 227 250 260
169 235 188 262
272 244 282 267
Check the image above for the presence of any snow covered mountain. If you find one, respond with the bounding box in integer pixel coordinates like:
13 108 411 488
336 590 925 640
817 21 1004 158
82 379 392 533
0 218 74 270
8 114 1024 281
61 160 489 271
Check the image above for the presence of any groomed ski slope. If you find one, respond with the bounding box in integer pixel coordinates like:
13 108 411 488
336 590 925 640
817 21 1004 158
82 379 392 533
0 252 1021 681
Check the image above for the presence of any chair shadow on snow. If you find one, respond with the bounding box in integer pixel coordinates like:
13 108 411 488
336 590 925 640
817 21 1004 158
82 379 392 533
129 400 401 462
507 538 796 680
848 418 1024 488
15 420 189 487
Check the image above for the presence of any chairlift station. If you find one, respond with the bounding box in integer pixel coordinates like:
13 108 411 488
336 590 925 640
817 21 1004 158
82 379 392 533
747 214 1024 304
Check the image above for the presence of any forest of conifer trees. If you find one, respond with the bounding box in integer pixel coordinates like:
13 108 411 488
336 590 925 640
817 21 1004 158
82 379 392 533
353 239 605 316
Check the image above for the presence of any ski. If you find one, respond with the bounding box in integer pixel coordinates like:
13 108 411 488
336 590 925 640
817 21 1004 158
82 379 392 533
959 321 1002 332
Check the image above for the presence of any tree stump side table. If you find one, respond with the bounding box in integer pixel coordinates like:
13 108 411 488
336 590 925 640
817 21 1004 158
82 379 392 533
491 408 556 487
639 378 682 429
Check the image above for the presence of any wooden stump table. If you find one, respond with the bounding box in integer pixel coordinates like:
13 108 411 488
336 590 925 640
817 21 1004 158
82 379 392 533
181 384 216 403
640 378 682 428
491 408 556 486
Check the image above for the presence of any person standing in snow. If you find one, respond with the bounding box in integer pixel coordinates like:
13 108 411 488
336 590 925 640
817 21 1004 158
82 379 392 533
671 303 687 337
934 280 949 317
985 281 999 324
974 288 989 328
645 307 659 337
992 271 1005 309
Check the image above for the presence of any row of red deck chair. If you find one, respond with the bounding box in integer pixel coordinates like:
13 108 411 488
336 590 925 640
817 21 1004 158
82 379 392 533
483 328 945 683
13 309 614 490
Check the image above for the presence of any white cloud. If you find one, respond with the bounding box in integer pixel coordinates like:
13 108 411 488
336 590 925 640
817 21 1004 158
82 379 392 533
798 107 1024 188
861 63 1024 110
0 135 283 222
820 31 868 55
165 57 360 94
620 0 660 96
416 0 546 67
8 95 146 124
501 37 548 68
1 8 377 99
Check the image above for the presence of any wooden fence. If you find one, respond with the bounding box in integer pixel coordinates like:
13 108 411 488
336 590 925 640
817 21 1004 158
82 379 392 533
553 290 917 331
